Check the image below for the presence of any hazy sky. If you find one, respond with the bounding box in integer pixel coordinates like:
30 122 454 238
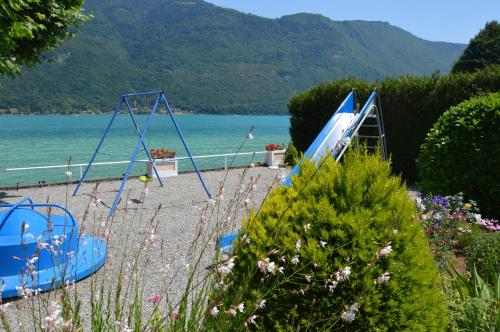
205 0 499 44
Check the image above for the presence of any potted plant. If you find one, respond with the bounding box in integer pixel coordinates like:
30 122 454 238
265 143 286 167
147 147 178 178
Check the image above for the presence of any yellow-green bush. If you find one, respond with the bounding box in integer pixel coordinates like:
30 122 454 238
204 148 447 331
284 142 299 166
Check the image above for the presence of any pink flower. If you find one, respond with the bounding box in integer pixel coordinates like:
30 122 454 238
257 260 267 272
170 311 178 319
147 295 162 304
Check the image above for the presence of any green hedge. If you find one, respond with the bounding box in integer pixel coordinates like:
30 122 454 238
417 92 500 219
288 66 500 183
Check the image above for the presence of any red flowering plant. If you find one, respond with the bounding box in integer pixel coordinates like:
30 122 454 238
149 147 176 160
265 144 284 151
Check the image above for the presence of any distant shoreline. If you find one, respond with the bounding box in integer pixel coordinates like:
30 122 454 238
0 113 290 116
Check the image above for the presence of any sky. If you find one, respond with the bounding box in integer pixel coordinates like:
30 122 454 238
205 0 499 44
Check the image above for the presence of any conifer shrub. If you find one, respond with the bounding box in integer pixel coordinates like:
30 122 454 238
284 142 299 166
417 92 500 219
204 147 447 331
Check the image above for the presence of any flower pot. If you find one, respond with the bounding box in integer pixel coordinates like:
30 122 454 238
147 158 178 178
265 149 286 167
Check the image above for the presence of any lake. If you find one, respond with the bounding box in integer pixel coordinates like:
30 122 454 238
0 115 290 187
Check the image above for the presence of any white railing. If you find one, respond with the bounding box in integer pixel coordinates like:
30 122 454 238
3 151 270 179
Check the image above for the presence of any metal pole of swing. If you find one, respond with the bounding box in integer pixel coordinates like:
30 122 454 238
161 93 212 199
108 95 161 217
73 97 124 196
123 96 164 187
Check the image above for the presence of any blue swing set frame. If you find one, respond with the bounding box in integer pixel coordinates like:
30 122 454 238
72 91 212 217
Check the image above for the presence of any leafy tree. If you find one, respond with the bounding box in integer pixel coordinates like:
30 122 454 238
0 0 90 76
452 21 500 73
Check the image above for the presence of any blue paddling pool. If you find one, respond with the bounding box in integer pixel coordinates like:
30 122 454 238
0 198 106 299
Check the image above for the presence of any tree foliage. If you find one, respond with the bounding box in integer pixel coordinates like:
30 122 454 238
0 0 90 76
205 147 447 331
417 92 500 219
452 21 500 73
0 0 464 114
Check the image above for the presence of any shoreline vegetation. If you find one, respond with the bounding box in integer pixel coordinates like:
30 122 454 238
0 111 290 116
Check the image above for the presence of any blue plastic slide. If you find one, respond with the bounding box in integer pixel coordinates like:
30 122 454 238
283 90 357 185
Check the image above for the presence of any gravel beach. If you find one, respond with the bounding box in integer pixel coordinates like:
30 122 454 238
0 166 282 330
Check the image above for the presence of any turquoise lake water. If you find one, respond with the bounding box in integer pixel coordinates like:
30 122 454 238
0 115 290 187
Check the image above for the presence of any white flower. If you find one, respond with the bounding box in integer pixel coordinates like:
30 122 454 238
291 256 299 265
341 310 355 322
209 306 219 317
319 240 327 248
267 261 276 274
303 224 311 231
295 240 302 251
217 258 235 275
326 280 338 293
474 214 482 222
27 256 39 265
415 196 424 211
336 266 351 282
65 171 73 177
376 272 391 284
341 303 360 323
392 229 399 234
42 301 63 330
377 245 392 257
280 255 286 262
256 299 266 309
278 266 285 274
247 315 258 326
305 275 311 283
236 302 245 312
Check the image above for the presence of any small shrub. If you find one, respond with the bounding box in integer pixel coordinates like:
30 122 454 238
465 232 500 284
446 265 500 332
447 297 498 332
417 92 500 219
205 147 447 331
283 142 299 166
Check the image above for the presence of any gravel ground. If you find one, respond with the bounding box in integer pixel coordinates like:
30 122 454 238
0 167 282 330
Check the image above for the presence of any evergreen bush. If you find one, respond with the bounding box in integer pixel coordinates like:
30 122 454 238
464 232 500 285
417 92 500 219
283 142 299 167
204 147 447 331
288 66 500 184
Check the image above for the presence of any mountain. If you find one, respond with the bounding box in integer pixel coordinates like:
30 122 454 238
0 0 465 114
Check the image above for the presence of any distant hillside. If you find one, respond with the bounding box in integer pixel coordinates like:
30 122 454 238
0 0 465 114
